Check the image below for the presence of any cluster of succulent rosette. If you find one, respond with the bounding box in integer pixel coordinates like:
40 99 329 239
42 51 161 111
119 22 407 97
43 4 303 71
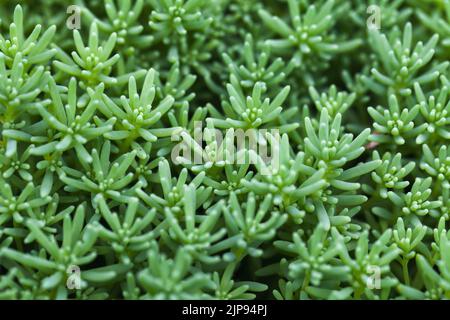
1 0 450 300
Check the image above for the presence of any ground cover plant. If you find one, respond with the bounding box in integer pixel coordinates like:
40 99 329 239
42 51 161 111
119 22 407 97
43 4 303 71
0 0 450 300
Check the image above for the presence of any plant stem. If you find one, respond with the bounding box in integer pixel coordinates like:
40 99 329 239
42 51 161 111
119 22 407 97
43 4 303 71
301 272 310 292
402 258 410 286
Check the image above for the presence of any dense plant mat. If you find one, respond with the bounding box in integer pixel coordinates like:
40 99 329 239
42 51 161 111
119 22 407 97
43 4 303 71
0 0 450 300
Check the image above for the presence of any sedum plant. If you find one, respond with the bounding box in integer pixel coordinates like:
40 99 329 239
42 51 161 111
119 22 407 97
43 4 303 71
1 0 450 301
363 22 448 97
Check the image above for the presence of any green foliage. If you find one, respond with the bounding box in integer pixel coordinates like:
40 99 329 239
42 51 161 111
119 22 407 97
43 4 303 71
368 94 425 145
207 75 294 131
363 22 448 97
258 0 361 63
0 0 450 301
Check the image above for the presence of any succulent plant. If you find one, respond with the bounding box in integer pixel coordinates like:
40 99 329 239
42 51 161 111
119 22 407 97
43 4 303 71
0 1 450 301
